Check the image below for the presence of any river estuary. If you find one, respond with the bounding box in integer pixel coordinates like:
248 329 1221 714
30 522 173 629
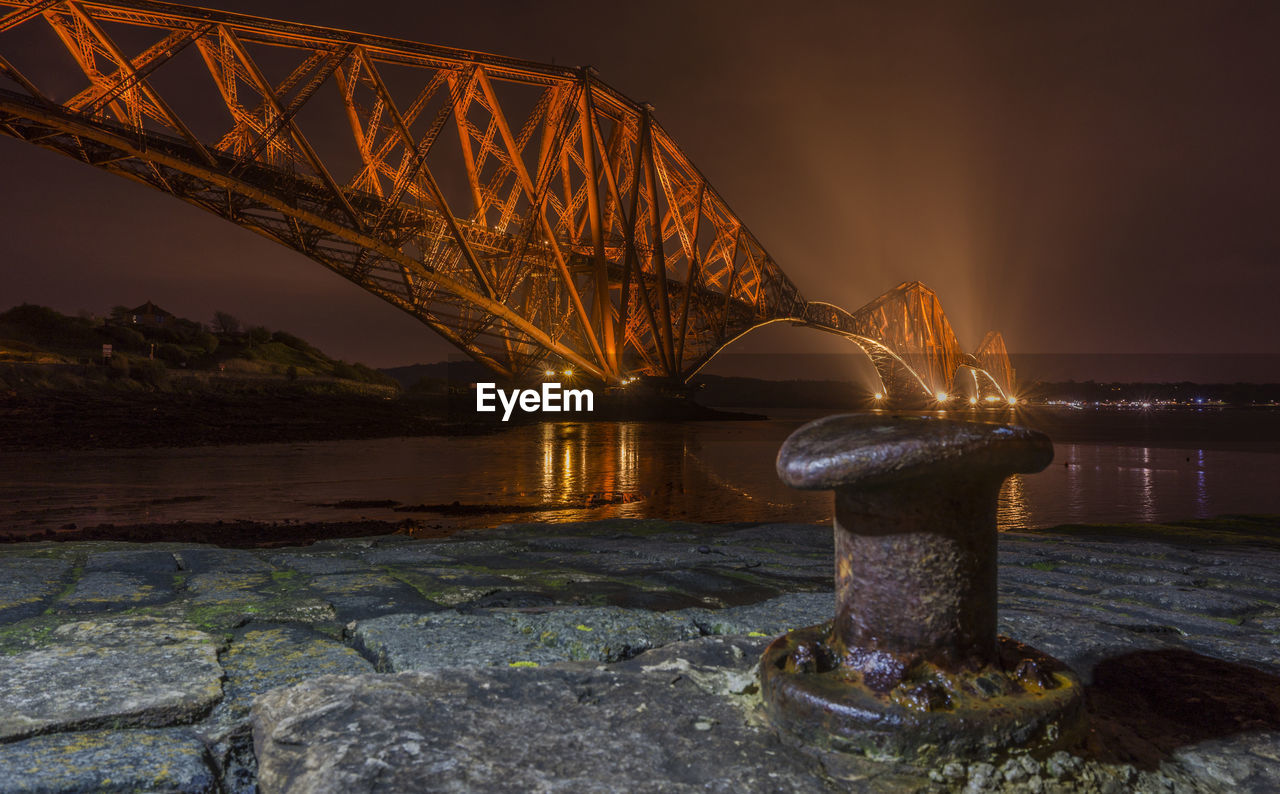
2 408 1277 539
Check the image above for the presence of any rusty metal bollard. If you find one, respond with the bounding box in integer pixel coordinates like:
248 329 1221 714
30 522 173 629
760 414 1084 761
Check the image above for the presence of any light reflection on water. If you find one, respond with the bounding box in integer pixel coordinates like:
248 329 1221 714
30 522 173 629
996 442 1270 530
1 419 1277 538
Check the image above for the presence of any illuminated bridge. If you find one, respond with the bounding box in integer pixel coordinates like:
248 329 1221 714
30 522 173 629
0 0 1015 402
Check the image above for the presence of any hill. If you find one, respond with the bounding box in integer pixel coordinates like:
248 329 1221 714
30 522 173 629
0 303 396 391
381 360 492 391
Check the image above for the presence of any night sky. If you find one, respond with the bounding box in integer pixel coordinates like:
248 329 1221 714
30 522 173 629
1 1 1277 371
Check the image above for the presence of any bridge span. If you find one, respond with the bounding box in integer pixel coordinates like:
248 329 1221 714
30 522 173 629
0 0 1015 401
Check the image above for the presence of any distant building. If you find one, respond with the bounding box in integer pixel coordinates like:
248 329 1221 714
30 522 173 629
125 301 175 328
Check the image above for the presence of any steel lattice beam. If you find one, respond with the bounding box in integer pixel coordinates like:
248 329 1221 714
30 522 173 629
0 0 1016 397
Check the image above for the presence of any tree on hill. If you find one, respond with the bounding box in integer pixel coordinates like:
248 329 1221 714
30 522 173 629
246 325 271 346
211 310 241 335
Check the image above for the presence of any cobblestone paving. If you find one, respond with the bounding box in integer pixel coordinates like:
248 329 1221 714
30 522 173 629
0 516 1276 792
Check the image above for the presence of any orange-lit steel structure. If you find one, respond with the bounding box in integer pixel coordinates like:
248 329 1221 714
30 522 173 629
0 0 1014 400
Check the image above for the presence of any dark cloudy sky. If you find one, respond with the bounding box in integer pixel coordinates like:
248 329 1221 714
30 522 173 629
2 1 1277 369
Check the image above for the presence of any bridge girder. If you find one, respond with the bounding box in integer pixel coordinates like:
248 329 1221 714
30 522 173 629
0 0 1015 398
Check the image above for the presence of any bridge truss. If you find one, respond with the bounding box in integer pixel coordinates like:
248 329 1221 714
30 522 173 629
0 0 1015 400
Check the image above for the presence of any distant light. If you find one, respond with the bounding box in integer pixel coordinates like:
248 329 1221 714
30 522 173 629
1007 396 1018 406
985 396 999 403
935 392 948 402
563 369 573 377
969 397 978 405
873 392 884 400
544 369 554 377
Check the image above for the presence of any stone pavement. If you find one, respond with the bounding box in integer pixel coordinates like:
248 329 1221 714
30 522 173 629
0 517 1277 792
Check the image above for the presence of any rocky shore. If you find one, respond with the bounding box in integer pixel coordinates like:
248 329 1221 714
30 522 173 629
0 517 1278 792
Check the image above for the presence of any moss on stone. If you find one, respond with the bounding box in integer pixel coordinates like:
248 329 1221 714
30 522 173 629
0 616 62 655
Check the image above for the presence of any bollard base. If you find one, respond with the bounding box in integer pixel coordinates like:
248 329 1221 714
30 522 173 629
759 623 1085 763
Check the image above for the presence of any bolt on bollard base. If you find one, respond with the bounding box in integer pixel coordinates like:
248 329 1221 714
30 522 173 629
760 627 1084 761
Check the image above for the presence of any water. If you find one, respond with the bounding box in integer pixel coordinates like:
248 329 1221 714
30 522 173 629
1 410 1277 539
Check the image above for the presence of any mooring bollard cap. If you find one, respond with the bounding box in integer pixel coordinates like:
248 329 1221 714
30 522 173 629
777 413 1053 490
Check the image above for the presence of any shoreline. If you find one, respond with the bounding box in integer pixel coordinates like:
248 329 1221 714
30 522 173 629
4 511 1277 550
0 517 1277 792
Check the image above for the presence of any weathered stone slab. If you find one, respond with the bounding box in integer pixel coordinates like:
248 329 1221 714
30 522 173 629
302 536 400 552
252 629 1280 794
998 581 1108 608
0 616 222 741
999 595 1128 625
354 611 568 671
354 606 703 671
999 565 1108 593
1008 541 1196 573
199 624 376 794
0 557 71 623
306 572 441 620
504 606 702 660
268 553 369 575
1179 635 1280 674
459 589 557 608
208 623 376 735
1103 601 1254 639
187 572 274 603
679 592 832 638
56 570 176 612
521 536 768 574
176 548 273 573
1168 733 1280 791
375 568 525 607
998 609 1175 682
1099 584 1267 618
358 545 453 565
611 634 771 697
0 728 217 793
717 523 832 550
84 549 179 573
252 666 841 794
1251 610 1280 633
427 538 522 559
639 566 786 606
186 596 338 633
181 571 335 631
1049 562 1199 587
514 530 824 578
1190 562 1280 588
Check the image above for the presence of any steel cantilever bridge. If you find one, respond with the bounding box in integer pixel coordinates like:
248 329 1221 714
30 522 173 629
0 0 1016 401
